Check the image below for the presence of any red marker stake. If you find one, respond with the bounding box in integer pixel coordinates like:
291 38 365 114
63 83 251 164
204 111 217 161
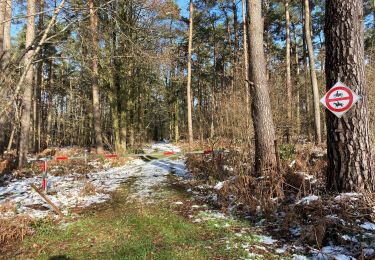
41 160 47 192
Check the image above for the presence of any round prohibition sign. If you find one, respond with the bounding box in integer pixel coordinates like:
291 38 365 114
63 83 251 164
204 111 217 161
325 86 353 113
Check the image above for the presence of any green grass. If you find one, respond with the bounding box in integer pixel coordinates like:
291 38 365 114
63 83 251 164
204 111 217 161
17 181 263 259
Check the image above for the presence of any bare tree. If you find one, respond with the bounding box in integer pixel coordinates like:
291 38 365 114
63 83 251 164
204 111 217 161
187 0 194 148
325 0 374 192
246 0 277 175
304 0 321 144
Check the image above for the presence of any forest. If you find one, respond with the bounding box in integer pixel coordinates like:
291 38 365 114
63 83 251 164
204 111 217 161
0 0 375 259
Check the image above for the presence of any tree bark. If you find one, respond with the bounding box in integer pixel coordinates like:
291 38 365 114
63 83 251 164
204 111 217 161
304 0 321 144
88 0 104 154
0 0 5 154
325 0 375 192
242 0 250 132
246 0 277 175
293 22 301 135
187 0 194 148
285 0 292 126
232 0 239 57
34 0 44 153
18 0 35 167
3 0 11 65
0 0 5 54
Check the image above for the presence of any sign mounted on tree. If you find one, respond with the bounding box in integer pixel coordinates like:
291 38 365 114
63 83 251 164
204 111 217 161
320 82 361 118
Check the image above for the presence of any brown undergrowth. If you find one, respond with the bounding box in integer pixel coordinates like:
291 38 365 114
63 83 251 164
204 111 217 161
0 215 34 254
186 141 375 257
1 146 130 182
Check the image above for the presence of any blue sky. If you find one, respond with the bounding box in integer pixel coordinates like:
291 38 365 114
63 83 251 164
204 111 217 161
176 0 189 17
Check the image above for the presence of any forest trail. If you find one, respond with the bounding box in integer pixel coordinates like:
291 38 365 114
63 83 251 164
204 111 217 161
2 143 374 259
0 143 187 219
2 142 283 259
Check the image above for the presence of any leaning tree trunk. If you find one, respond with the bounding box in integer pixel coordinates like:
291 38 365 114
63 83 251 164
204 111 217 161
246 0 277 176
88 0 104 154
18 0 35 167
325 0 375 192
304 0 321 144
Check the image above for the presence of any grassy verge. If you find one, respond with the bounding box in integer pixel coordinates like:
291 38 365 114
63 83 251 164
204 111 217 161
13 179 266 259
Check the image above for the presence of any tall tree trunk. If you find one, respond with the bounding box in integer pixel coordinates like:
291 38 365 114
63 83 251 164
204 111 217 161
285 0 292 128
0 0 4 154
88 0 103 153
34 0 44 153
232 0 239 60
0 0 5 54
186 0 194 148
242 0 250 132
246 0 277 175
293 23 301 135
302 2 311 139
325 0 374 192
110 1 121 153
18 0 35 167
304 0 321 144
211 22 216 139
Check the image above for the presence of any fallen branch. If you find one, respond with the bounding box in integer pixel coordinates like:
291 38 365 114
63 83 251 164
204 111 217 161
30 183 64 219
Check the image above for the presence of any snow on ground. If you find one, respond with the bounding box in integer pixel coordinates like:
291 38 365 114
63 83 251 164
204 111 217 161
0 142 189 219
143 142 182 154
360 222 375 231
296 195 320 205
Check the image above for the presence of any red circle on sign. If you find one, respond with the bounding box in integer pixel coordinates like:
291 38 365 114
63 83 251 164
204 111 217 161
325 86 353 113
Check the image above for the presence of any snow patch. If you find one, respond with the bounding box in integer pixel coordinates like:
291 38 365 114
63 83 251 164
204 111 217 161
296 195 320 205
214 181 224 191
334 193 361 201
257 235 277 245
360 222 375 231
